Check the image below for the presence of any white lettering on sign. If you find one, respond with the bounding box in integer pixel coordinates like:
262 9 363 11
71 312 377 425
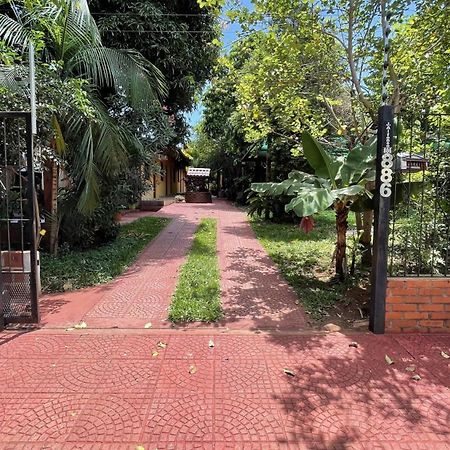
380 122 393 198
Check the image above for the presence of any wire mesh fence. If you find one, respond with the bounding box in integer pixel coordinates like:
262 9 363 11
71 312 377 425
0 112 39 323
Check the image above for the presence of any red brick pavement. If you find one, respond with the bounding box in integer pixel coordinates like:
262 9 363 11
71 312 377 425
0 330 449 448
1 201 449 448
40 200 307 330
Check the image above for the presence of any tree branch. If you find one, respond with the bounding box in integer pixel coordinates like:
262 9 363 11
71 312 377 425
347 0 376 123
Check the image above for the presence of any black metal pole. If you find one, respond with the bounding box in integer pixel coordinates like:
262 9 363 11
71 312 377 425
25 112 40 324
370 105 394 334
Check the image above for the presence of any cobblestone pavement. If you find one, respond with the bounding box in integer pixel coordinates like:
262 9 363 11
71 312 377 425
1 201 449 449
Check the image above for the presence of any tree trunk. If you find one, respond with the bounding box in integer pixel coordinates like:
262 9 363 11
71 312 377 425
360 210 373 266
335 201 349 280
360 181 375 266
355 212 363 232
47 161 59 256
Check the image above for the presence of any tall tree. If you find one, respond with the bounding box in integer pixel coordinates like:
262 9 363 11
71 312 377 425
90 0 221 145
0 0 169 251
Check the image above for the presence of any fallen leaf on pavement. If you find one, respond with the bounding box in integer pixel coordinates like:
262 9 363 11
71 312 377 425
65 327 75 332
157 341 167 349
283 368 296 377
209 339 214 348
74 321 87 329
385 355 395 365
412 374 421 381
151 351 159 358
189 364 197 374
405 365 416 372
441 351 449 359
135 446 145 450
349 342 359 348
144 322 152 329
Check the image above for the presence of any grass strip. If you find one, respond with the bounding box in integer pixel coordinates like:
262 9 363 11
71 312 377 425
250 210 357 319
169 218 221 322
41 217 170 293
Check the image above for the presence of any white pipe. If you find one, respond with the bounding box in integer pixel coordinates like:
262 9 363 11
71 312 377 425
29 41 37 135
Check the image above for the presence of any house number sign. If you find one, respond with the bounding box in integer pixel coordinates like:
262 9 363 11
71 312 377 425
380 122 393 198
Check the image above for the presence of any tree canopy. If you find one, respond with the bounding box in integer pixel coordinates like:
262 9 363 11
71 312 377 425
90 0 221 145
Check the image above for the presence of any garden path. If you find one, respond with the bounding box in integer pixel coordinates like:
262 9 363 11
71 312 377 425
39 200 308 330
0 200 449 448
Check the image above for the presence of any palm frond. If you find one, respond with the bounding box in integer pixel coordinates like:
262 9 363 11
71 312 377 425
61 0 101 58
60 94 131 213
0 14 31 48
66 47 167 110
73 121 100 213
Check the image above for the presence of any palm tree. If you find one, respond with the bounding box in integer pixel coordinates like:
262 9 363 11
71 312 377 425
0 0 168 251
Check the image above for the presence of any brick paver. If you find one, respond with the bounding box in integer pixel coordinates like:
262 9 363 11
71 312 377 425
0 330 449 448
40 200 306 330
1 201 449 448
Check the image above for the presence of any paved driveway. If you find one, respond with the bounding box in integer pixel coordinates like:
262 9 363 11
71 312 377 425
1 201 449 449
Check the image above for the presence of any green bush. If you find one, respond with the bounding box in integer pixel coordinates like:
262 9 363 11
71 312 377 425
247 190 296 223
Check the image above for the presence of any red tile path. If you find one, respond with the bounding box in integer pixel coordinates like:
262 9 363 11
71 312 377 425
1 200 449 449
40 200 307 331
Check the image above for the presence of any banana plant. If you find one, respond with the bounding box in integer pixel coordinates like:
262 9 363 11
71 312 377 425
251 131 377 280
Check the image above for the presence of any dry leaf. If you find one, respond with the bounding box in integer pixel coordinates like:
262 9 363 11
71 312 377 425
283 368 296 377
405 365 416 372
65 327 75 332
157 341 167 349
144 322 152 329
189 364 197 374
412 374 421 381
208 339 215 348
69 411 77 417
151 351 159 358
385 355 395 365
441 351 450 359
349 342 359 348
74 321 87 329
135 446 145 450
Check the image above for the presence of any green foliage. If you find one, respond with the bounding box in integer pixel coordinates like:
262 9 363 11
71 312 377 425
169 218 221 322
388 0 450 114
0 0 170 213
41 217 170 293
90 0 221 145
247 190 295 223
250 211 359 318
251 132 375 218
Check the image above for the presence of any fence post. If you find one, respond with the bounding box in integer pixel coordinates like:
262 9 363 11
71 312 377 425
370 105 394 334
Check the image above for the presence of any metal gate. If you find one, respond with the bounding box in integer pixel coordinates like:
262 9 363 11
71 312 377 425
370 108 450 333
0 112 39 326
388 113 450 277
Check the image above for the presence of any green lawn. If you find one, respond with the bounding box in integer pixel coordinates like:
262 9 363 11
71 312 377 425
41 217 170 293
169 218 221 322
250 210 360 319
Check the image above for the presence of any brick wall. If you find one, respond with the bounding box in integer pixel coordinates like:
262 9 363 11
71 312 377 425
385 278 450 333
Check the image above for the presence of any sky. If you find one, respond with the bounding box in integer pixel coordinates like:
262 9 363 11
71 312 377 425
185 0 253 130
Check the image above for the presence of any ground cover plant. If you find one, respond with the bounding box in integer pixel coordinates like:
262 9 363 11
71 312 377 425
169 218 221 322
250 210 370 323
41 217 169 293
